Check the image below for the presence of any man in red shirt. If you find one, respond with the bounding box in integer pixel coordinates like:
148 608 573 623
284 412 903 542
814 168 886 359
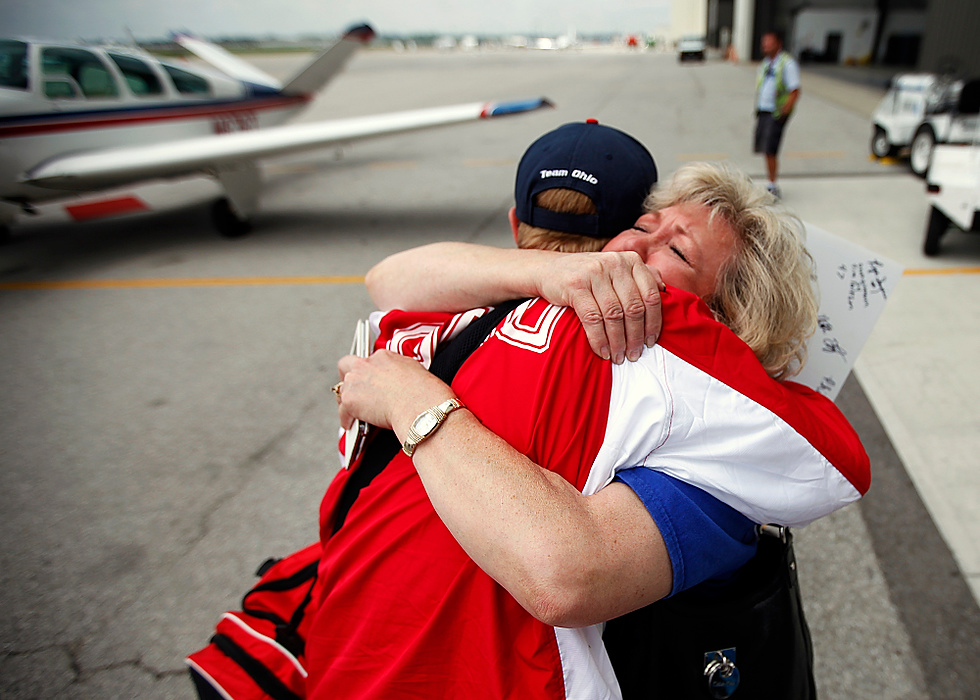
322 162 868 698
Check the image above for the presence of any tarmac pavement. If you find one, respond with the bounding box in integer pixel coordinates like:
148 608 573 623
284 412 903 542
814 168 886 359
1 47 978 698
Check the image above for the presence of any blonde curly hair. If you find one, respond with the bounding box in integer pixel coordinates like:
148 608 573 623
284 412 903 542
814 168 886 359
645 162 818 379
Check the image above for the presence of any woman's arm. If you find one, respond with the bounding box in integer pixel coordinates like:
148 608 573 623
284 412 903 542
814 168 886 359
366 242 665 364
365 242 558 312
337 350 673 628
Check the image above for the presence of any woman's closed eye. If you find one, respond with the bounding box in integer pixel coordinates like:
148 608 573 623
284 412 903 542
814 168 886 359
671 245 690 264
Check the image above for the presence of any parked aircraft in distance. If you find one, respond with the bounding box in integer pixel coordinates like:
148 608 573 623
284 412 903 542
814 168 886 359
0 24 551 239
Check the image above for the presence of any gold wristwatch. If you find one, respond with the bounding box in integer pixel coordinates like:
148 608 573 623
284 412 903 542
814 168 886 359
402 398 464 457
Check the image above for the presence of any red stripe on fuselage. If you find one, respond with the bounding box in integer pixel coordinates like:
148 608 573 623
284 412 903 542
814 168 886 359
0 94 310 138
65 196 149 221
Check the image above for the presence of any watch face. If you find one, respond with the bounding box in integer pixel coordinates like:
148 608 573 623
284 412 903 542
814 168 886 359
415 412 440 434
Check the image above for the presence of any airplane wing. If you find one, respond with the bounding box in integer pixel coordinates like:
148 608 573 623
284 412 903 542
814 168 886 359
173 24 376 95
21 98 554 192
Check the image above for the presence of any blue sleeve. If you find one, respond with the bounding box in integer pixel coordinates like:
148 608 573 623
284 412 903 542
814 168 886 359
615 468 758 596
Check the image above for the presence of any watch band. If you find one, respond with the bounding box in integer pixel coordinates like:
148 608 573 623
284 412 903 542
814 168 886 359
402 398 464 457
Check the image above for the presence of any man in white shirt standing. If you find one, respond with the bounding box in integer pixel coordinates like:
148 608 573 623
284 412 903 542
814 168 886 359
754 31 800 199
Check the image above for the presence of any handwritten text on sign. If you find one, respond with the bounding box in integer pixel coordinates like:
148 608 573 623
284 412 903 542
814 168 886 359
794 225 903 401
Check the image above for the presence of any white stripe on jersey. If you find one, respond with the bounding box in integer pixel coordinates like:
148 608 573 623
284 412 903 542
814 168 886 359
587 345 860 527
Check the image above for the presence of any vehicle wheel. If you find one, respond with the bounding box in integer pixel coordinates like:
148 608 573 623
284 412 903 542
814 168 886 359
211 198 252 238
924 205 949 256
871 126 894 158
910 125 936 178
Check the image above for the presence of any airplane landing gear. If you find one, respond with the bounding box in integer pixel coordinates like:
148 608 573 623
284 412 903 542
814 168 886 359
211 198 253 238
1 202 18 245
214 163 259 238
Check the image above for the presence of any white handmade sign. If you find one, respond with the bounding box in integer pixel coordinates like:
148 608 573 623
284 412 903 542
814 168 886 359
794 223 903 401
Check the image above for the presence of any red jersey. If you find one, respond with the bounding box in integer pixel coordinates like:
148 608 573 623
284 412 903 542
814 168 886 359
307 288 869 699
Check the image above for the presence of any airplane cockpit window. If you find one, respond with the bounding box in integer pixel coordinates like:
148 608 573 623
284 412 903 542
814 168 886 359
108 53 164 96
162 64 211 95
0 40 29 90
42 47 120 99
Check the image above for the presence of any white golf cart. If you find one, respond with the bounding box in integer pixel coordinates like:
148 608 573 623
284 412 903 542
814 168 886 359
923 79 980 256
677 36 706 62
870 72 976 177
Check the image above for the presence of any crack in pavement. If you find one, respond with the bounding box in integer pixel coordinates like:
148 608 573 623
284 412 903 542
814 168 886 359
181 396 321 556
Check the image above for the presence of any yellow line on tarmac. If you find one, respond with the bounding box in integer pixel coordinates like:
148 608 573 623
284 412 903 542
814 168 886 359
0 276 365 291
870 154 902 165
903 267 980 276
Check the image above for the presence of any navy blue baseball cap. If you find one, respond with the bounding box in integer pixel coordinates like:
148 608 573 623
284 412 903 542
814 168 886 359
514 120 658 239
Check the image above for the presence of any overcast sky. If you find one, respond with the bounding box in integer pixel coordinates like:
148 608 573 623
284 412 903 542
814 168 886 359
5 0 673 42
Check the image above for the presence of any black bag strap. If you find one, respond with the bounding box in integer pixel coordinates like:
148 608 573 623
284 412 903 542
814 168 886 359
214 299 531 678
427 298 526 382
330 298 527 534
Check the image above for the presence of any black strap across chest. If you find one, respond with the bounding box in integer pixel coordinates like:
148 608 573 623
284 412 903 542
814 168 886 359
330 298 526 534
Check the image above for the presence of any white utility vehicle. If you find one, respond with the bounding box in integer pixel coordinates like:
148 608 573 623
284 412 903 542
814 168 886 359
923 80 980 256
870 72 978 177
677 36 706 62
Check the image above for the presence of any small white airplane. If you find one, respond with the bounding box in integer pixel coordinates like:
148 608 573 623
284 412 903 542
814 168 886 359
0 25 551 239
